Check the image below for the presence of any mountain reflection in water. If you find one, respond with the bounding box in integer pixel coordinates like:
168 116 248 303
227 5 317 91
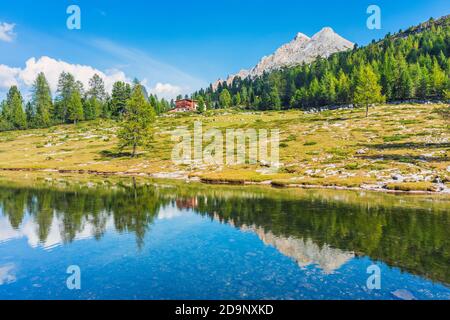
0 179 449 288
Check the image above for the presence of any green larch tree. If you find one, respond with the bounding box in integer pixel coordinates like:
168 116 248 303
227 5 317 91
67 90 84 124
118 84 156 157
353 64 385 117
197 96 206 113
219 89 232 108
55 72 76 123
31 72 53 127
110 81 132 118
4 86 27 129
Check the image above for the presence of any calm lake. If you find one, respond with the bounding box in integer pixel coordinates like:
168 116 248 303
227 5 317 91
0 175 449 300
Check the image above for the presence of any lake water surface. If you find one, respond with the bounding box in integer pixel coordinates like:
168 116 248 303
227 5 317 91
0 177 449 300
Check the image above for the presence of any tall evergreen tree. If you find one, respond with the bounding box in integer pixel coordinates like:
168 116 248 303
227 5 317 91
86 74 107 119
67 90 84 124
25 102 34 127
416 66 430 99
110 81 132 117
31 72 53 127
354 64 385 117
397 67 415 100
4 86 27 129
197 96 206 113
240 86 248 107
118 84 156 157
336 70 351 104
87 74 106 102
429 60 446 97
219 89 232 108
269 87 281 110
83 97 102 120
55 72 76 123
0 100 12 131
233 92 241 106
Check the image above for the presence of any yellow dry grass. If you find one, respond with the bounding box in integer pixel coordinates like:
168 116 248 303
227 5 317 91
0 104 448 191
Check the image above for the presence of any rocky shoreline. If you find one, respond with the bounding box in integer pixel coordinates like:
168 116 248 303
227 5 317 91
1 167 449 195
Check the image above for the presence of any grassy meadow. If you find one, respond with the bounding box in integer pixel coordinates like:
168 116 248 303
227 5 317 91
0 103 449 193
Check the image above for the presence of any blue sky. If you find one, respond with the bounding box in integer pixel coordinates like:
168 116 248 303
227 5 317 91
0 0 448 99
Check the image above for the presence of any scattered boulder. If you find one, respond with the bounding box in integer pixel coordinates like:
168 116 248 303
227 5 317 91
404 174 424 182
356 149 367 155
259 160 270 167
391 173 405 181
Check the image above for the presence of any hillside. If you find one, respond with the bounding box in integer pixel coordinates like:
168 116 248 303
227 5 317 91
392 14 450 40
197 15 450 110
0 103 448 193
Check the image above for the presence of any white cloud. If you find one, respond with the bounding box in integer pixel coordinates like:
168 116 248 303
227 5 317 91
147 82 182 100
18 56 129 94
0 64 20 88
0 54 197 100
0 56 129 97
0 22 16 42
91 39 207 97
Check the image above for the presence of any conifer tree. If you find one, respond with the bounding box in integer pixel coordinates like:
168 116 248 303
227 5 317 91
110 81 132 118
353 64 385 117
86 74 107 119
31 72 53 127
429 60 445 98
67 90 84 124
240 86 248 107
118 84 156 157
233 92 241 106
197 96 206 113
55 72 76 123
87 74 106 102
83 97 102 120
336 70 350 104
25 102 34 127
416 66 430 99
4 86 27 129
270 87 281 110
219 89 232 108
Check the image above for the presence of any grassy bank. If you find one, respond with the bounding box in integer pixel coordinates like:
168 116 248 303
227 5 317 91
0 103 449 193
0 170 448 212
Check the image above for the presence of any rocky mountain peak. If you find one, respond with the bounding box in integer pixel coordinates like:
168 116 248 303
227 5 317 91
312 27 335 38
294 32 310 41
213 28 354 90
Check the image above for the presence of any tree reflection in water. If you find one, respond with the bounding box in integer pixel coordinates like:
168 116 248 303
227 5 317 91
0 179 448 285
